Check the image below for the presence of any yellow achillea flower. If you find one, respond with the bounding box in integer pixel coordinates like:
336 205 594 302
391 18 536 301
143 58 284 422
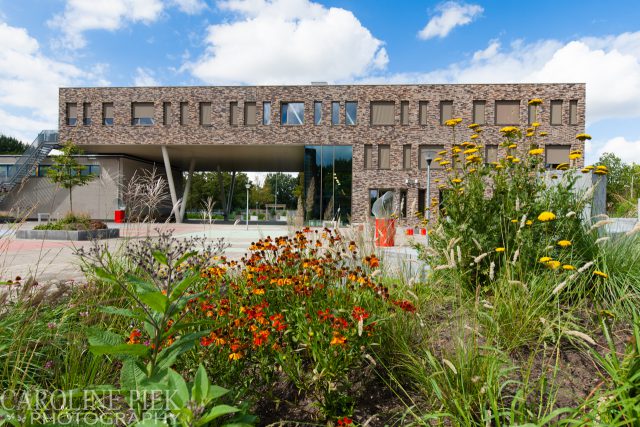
511 157 521 163
470 134 479 139
451 178 462 184
526 220 533 226
468 168 477 173
438 150 447 155
495 164 504 169
529 148 544 155
468 123 480 129
510 219 518 223
444 118 463 127
538 211 556 222
593 271 608 278
594 169 608 175
539 256 553 263
528 98 543 106
500 126 519 134
452 147 462 154
532 122 540 127
439 160 451 166
539 132 548 136
569 153 582 160
495 247 505 252
507 144 517 149
576 133 592 141
463 148 478 154
581 168 591 173
526 132 534 137
229 352 243 361
433 157 442 162
556 163 570 170
563 264 576 270
558 240 572 248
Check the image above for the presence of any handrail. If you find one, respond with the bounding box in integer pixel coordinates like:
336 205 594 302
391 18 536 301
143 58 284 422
0 130 58 186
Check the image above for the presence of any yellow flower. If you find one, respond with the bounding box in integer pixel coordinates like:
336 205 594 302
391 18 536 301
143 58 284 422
531 121 540 127
539 256 553 263
526 220 533 226
445 118 463 127
596 165 608 170
229 352 243 361
539 132 548 136
468 168 477 173
510 219 518 223
495 164 504 169
511 157 521 163
538 211 556 222
556 163 570 171
594 170 608 175
452 147 462 154
463 148 478 155
593 270 608 278
529 148 544 155
526 132 534 137
433 157 443 162
558 240 572 248
569 153 582 160
439 160 451 166
470 134 479 139
581 168 590 173
575 133 592 141
468 123 480 129
451 178 462 184
528 98 543 106
500 126 519 135
438 150 447 155
495 247 505 252
507 143 517 149
546 260 561 270
562 264 575 270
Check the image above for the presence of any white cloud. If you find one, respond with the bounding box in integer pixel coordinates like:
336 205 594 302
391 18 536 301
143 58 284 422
170 0 208 14
0 21 107 142
184 0 388 84
133 67 160 86
588 136 640 164
418 1 483 40
49 0 165 49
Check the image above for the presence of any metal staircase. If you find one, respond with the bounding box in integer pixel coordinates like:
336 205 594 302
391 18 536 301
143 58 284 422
0 130 59 203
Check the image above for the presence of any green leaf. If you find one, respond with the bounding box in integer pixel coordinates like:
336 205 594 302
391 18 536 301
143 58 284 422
167 369 189 408
170 273 198 299
207 385 229 400
87 327 123 348
196 405 239 426
93 267 117 283
192 364 209 404
99 306 146 321
155 332 207 371
152 251 169 266
173 250 198 270
120 359 148 391
91 343 150 357
138 291 168 313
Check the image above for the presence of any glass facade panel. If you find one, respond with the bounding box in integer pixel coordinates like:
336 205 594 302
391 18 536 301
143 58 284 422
331 102 340 125
263 102 271 125
314 101 322 125
303 145 352 224
345 102 357 125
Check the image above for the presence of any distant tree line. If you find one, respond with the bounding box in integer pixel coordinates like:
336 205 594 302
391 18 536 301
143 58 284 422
0 134 28 154
597 152 640 217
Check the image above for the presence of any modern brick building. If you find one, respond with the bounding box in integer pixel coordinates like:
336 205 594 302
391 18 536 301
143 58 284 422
50 83 586 224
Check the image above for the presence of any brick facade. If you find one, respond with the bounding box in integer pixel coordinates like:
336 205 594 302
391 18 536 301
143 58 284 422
59 83 586 225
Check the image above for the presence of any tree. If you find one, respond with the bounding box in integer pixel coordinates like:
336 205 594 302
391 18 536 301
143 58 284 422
598 152 640 216
0 134 28 154
46 140 95 213
264 172 299 209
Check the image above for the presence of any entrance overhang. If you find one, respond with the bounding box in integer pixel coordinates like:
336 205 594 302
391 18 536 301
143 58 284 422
81 144 305 172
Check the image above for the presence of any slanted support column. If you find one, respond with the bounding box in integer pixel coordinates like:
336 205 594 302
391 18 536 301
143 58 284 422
161 146 181 223
179 158 196 221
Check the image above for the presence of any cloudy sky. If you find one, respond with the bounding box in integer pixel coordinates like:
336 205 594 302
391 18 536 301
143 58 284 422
0 0 639 164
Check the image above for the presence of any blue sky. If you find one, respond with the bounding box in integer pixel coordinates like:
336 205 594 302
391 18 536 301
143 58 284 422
0 0 639 164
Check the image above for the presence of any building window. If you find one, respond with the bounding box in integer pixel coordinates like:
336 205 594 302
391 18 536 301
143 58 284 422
370 101 395 126
331 101 340 125
82 103 91 126
418 101 428 125
378 144 390 170
364 144 373 169
417 189 426 216
263 101 271 125
472 100 486 125
102 103 114 126
403 144 411 169
550 100 563 125
569 100 578 125
495 100 520 125
200 102 212 126
80 165 101 176
419 145 444 169
440 101 453 125
66 103 77 126
345 101 357 125
545 145 570 168
314 101 322 125
163 102 172 125
230 102 239 126
485 145 498 163
131 102 154 126
528 103 538 125
400 101 409 125
281 102 304 125
180 102 188 125
399 189 407 218
244 102 256 126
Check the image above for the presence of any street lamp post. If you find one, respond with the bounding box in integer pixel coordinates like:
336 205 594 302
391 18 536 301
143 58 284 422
245 183 251 230
423 151 435 246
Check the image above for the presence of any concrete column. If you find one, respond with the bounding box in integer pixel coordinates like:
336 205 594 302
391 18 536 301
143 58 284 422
179 158 196 220
161 146 181 223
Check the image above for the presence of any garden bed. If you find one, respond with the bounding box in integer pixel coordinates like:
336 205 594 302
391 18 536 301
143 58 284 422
16 228 119 240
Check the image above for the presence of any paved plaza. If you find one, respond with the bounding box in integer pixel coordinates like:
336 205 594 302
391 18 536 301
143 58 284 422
0 222 425 283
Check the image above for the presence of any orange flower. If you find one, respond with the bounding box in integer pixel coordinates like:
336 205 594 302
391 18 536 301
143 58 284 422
229 352 243 361
127 329 142 345
330 332 347 346
352 306 370 321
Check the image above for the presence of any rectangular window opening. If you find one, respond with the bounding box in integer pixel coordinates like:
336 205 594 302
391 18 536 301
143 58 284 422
440 101 453 125
400 101 409 125
132 102 155 126
102 103 114 126
370 101 395 126
345 101 357 125
263 101 271 125
313 101 322 125
244 102 256 126
495 100 520 125
378 144 390 170
281 102 304 125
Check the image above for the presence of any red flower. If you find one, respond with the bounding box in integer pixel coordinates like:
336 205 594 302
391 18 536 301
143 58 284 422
337 417 353 426
127 329 142 345
351 306 369 321
252 330 270 347
392 299 416 313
